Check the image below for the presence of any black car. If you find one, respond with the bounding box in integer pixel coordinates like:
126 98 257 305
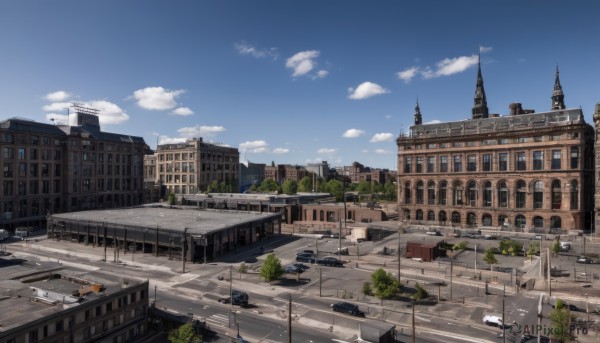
296 254 316 263
291 263 310 271
331 302 364 317
218 290 249 307
284 264 303 274
520 335 550 343
317 257 343 267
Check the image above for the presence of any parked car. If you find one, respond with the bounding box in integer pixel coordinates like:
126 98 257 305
285 264 304 274
331 302 364 317
317 257 343 267
291 263 309 271
296 254 316 263
482 314 503 327
577 256 594 264
520 335 550 343
302 250 315 255
218 290 249 307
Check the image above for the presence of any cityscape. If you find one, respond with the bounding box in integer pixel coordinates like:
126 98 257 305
1 1 600 343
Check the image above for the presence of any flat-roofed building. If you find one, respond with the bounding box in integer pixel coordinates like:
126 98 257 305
397 66 594 232
0 261 149 343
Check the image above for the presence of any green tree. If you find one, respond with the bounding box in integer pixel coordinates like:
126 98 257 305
527 242 540 261
259 179 281 193
260 253 285 282
370 268 400 304
382 180 397 201
356 181 371 194
453 241 469 251
362 282 372 298
551 240 561 256
168 193 177 205
298 176 313 193
168 322 202 343
207 180 220 193
325 179 344 201
412 282 430 301
549 299 572 342
483 248 498 272
282 179 298 195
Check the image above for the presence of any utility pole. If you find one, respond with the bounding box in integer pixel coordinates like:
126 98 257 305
475 244 477 274
182 228 187 274
319 268 322 297
537 294 543 343
288 294 292 343
411 301 415 343
450 258 453 301
547 248 551 296
397 226 401 284
502 284 506 343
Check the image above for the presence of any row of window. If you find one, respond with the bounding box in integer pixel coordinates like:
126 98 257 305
158 151 239 162
402 209 563 229
408 133 577 150
403 147 581 173
2 177 140 196
1 147 134 162
402 179 579 210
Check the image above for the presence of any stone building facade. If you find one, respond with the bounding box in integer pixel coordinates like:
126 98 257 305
397 66 595 232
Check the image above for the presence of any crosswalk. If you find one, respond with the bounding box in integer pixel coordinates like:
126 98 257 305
206 313 230 327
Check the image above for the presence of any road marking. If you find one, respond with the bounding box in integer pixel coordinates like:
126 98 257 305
206 313 229 327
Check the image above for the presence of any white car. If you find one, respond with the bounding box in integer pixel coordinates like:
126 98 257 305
483 314 503 327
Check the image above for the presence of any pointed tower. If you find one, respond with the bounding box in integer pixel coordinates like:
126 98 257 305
471 54 489 119
551 66 566 110
414 98 422 125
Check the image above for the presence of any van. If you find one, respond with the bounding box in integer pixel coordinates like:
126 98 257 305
559 242 571 252
483 314 503 327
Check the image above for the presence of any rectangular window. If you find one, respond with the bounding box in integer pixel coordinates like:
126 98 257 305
482 154 491 171
30 148 38 160
427 156 435 173
533 151 543 170
570 146 579 169
440 156 448 172
466 141 476 147
498 153 508 171
3 163 13 178
516 152 526 171
534 136 543 142
453 155 462 172
18 148 26 159
467 155 476 172
3 147 14 159
427 143 436 149
498 139 509 145
416 157 423 173
551 150 561 169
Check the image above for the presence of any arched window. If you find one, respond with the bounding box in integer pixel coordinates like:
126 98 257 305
533 216 544 228
312 209 317 220
453 181 463 206
498 181 508 207
550 216 562 229
570 180 579 209
403 209 411 220
515 215 526 229
439 211 447 224
467 181 477 206
533 181 544 209
404 182 412 204
482 213 492 226
427 181 436 205
416 181 424 205
416 209 423 221
467 212 477 227
439 181 447 206
551 180 561 210
483 181 492 207
451 211 461 224
516 180 526 208
427 210 435 221
320 210 324 221
498 215 508 227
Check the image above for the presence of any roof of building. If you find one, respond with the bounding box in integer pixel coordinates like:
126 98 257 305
0 260 145 332
403 108 587 141
50 206 281 235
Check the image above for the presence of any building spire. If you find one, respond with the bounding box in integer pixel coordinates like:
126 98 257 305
471 53 489 119
414 97 422 125
551 65 566 110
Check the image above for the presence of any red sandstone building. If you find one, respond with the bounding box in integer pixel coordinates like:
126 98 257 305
397 65 594 233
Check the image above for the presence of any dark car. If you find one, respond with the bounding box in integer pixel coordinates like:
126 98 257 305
317 257 343 267
296 254 316 263
520 335 550 343
331 302 364 317
285 264 303 274
218 290 249 307
291 263 309 271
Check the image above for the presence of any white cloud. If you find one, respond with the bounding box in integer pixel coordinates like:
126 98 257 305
342 129 365 138
370 132 394 143
286 50 320 77
348 82 390 100
272 148 289 154
315 70 329 78
132 87 184 110
234 41 278 59
424 119 442 124
44 91 71 102
239 140 269 153
422 55 478 79
385 115 392 119
43 102 71 112
159 136 187 145
44 113 69 125
375 149 392 154
361 149 369 153
171 107 194 116
479 46 493 53
178 125 225 138
317 148 336 154
396 67 419 83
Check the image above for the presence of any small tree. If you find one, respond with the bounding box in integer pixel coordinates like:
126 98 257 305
453 241 468 251
551 240 561 256
527 243 540 261
412 282 430 301
371 268 400 304
282 179 298 195
549 299 572 342
168 193 177 205
168 322 202 343
362 282 373 298
260 253 285 282
483 248 498 272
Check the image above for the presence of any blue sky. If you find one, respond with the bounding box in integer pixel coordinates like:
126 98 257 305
1 1 600 171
